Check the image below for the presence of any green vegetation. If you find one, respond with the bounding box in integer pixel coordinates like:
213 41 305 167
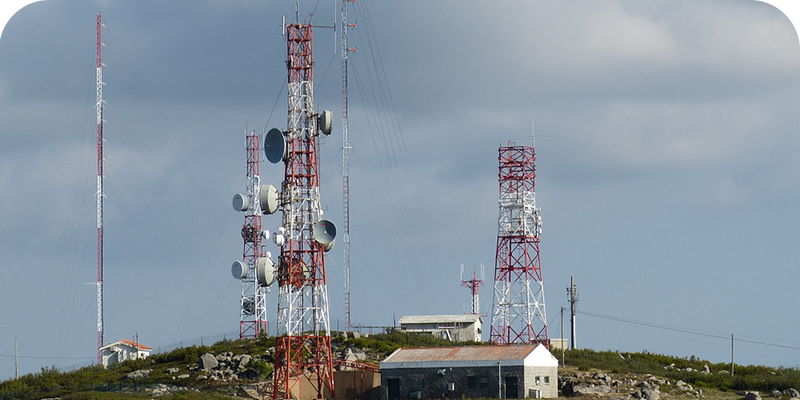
564 348 800 393
3 333 800 399
334 329 482 357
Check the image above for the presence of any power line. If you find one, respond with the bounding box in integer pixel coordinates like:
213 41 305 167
579 309 800 352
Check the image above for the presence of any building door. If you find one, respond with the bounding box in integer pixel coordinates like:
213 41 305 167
388 378 400 400
505 376 518 399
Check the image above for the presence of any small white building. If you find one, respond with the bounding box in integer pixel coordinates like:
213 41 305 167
398 315 483 342
99 339 152 368
380 344 558 399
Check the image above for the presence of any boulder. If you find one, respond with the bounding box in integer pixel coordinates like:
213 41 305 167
177 374 190 379
574 383 611 396
238 354 253 369
703 364 711 374
166 367 179 374
745 392 762 400
784 389 800 398
125 369 152 379
771 391 782 398
200 353 219 370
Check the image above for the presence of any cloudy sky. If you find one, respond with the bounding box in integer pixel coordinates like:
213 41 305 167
1 0 800 379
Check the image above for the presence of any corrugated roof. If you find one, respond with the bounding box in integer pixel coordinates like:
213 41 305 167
398 315 482 324
120 339 152 350
383 345 535 363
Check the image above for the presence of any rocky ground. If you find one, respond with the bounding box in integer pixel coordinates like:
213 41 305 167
560 368 800 400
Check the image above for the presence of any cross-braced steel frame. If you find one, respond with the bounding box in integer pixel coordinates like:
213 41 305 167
272 23 334 400
240 131 268 339
489 144 549 346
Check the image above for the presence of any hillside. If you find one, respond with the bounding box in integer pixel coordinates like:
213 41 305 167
1 333 798 400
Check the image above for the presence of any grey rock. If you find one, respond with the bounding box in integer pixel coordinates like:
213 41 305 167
642 388 661 400
772 391 782 398
177 374 190 379
125 369 152 379
719 370 730 375
745 392 762 400
238 354 252 368
703 364 711 374
574 383 611 395
785 389 800 398
201 353 219 370
166 367 179 374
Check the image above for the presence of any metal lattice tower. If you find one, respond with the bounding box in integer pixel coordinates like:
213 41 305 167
460 265 485 315
272 23 335 400
95 12 105 365
237 130 269 338
341 0 355 333
489 142 549 345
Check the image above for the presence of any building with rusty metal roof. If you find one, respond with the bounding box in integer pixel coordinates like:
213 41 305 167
380 344 558 399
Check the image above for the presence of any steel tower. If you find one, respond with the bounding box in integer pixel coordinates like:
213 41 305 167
95 12 106 364
460 265 485 315
341 0 355 333
489 142 549 345
271 23 335 400
233 130 269 338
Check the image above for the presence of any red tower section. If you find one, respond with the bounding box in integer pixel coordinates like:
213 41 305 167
489 143 549 345
271 23 335 400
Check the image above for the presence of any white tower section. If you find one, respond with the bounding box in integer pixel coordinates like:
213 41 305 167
95 12 106 364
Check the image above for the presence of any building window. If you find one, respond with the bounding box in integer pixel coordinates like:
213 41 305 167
544 376 550 385
535 376 540 385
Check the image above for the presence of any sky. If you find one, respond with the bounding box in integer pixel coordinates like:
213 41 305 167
1 0 800 380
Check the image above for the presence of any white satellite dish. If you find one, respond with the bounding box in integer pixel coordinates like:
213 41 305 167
231 260 248 280
259 184 279 214
232 193 249 212
312 220 336 252
256 257 276 287
264 128 287 163
318 110 333 135
273 233 285 246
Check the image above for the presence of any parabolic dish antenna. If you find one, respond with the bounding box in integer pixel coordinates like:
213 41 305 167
231 260 248 280
259 184 279 214
264 128 287 164
318 110 333 135
256 257 276 287
312 220 337 252
232 193 249 212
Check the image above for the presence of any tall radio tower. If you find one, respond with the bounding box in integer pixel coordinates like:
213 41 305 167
489 142 549 345
265 21 336 400
95 12 106 364
341 0 356 333
231 129 272 338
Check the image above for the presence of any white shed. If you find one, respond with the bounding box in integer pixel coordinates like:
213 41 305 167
398 314 483 342
99 339 152 368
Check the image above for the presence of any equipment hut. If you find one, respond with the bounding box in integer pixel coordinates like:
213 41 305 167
380 344 557 399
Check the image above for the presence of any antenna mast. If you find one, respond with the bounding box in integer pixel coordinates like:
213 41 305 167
95 12 105 365
230 128 269 339
489 141 549 345
270 21 336 400
460 264 485 315
341 0 356 332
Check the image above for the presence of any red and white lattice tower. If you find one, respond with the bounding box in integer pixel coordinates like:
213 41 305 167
233 129 269 338
271 22 335 400
95 12 106 364
460 265 485 315
489 142 549 346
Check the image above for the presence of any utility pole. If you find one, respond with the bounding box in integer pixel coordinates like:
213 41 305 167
567 276 578 349
731 334 735 376
560 307 565 367
14 336 18 380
